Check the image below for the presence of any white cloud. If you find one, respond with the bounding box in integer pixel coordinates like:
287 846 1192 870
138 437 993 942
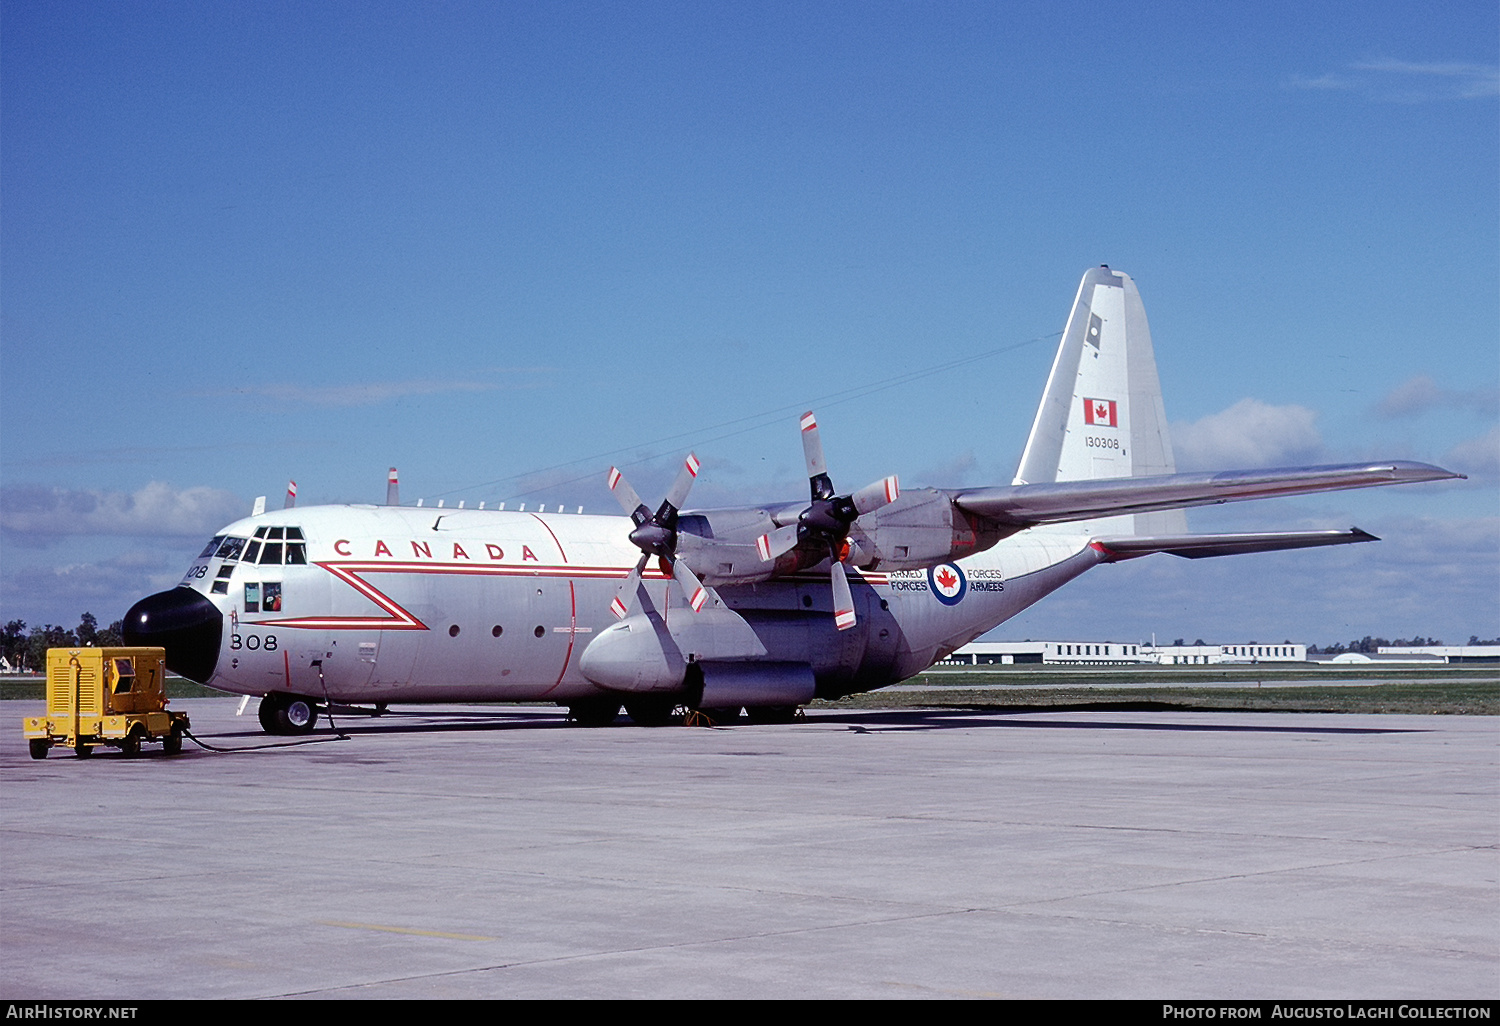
1289 59 1499 101
0 548 189 628
1444 426 1500 480
0 482 245 544
1171 399 1325 471
1376 375 1500 419
217 379 503 407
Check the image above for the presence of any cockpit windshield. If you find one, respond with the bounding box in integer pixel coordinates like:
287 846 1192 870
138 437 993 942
214 536 247 562
199 536 227 559
250 526 306 565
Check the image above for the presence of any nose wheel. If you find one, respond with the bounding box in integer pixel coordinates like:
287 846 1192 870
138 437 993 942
257 693 320 735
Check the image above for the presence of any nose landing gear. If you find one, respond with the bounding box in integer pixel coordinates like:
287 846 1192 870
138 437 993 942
257 693 320 735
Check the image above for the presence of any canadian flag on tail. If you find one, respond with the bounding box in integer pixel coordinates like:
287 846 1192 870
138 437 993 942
1083 397 1117 427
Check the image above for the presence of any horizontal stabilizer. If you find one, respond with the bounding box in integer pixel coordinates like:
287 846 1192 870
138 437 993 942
954 461 1460 529
1090 528 1378 562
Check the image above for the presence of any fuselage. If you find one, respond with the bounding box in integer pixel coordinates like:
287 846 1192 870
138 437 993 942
127 503 1103 705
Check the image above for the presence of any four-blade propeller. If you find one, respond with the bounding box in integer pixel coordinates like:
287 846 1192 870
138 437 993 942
606 454 710 620
607 412 899 631
755 411 899 631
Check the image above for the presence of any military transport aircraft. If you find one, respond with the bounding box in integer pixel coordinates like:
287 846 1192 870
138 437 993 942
123 267 1458 732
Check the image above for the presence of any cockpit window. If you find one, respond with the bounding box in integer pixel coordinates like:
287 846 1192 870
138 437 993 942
250 526 306 564
215 537 247 562
200 536 227 559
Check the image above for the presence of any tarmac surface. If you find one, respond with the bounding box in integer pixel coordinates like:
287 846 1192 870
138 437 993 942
2 698 1496 1000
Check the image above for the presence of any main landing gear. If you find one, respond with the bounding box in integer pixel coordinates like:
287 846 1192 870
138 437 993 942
258 693 320 735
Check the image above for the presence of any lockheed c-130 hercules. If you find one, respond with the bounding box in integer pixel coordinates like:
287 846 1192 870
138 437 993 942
123 267 1459 732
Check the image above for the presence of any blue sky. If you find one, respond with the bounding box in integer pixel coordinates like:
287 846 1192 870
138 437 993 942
3 1 1496 645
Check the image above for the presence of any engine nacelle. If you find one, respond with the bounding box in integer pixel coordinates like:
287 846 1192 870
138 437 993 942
849 488 1008 570
673 490 1008 584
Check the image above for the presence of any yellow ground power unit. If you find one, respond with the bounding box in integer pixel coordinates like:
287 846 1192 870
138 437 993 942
23 647 190 759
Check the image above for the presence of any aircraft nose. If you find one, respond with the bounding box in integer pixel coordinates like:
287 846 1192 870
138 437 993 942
122 588 223 684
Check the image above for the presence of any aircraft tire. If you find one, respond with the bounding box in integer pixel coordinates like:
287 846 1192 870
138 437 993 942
279 697 318 734
624 698 680 727
568 700 621 727
745 705 799 725
260 693 318 735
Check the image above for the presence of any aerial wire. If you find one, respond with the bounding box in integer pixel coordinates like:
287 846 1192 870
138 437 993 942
428 331 1060 505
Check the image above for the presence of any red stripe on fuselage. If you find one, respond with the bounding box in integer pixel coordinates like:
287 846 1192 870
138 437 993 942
245 558 893 631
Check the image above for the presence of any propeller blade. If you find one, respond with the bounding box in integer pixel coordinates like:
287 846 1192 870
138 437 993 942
756 524 800 562
670 556 710 613
610 555 649 619
851 474 900 515
662 452 701 513
607 466 650 522
830 560 856 631
800 412 828 483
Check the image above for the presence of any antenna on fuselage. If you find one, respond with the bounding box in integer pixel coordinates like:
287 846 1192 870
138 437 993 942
284 481 297 509
386 468 399 506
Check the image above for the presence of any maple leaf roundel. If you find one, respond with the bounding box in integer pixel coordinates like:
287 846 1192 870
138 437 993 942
927 563 967 605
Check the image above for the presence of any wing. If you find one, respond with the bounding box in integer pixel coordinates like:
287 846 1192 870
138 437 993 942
1089 527 1378 561
953 461 1460 529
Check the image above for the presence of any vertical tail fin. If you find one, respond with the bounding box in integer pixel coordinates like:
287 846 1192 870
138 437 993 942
1013 266 1185 535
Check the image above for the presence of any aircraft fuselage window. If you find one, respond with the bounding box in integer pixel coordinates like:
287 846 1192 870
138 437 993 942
263 582 282 611
245 583 260 613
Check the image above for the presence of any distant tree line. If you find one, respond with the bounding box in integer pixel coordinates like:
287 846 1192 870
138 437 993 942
1 614 124 673
1307 635 1499 654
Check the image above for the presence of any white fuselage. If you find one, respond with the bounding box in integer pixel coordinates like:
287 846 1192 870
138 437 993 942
179 503 1103 704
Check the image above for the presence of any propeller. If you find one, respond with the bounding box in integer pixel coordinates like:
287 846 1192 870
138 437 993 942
606 454 711 619
756 411 899 631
